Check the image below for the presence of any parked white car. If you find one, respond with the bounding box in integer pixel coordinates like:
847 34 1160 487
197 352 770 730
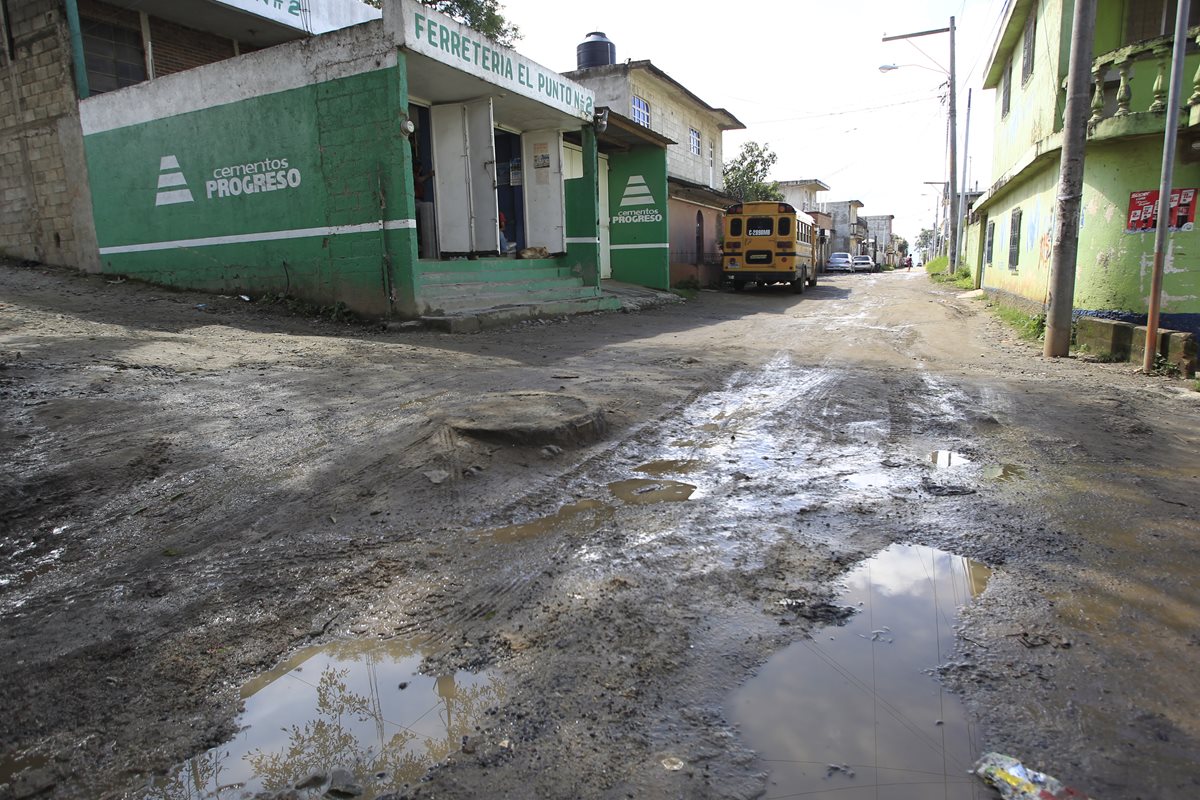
827 252 854 272
852 255 876 273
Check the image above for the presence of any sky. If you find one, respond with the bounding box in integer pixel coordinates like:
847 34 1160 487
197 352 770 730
492 0 1012 244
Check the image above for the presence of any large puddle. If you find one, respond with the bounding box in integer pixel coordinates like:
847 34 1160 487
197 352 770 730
730 544 991 799
143 638 502 799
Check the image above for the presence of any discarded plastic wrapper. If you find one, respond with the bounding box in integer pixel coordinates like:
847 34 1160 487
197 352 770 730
973 752 1094 799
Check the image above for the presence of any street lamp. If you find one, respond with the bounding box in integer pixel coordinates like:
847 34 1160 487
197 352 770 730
883 18 958 274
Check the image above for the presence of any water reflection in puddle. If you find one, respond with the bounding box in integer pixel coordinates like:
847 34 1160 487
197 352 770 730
479 499 611 545
983 464 1026 482
145 638 502 799
634 459 704 476
607 478 696 505
731 544 991 800
930 450 971 468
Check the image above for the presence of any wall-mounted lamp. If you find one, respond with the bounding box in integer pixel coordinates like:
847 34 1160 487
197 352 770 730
593 107 609 134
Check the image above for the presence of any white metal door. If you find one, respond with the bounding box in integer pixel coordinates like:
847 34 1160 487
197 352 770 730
521 129 566 253
430 99 499 253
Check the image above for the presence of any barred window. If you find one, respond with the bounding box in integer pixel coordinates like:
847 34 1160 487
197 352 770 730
1021 12 1036 84
82 17 146 94
631 95 650 127
1001 55 1013 116
1008 208 1022 269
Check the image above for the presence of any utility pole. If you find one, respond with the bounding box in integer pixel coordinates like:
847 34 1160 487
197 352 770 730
1044 0 1097 357
1142 0 1192 372
884 18 956 272
956 88 972 272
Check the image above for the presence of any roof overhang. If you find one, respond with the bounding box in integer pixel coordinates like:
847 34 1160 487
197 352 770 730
99 0 378 47
598 107 676 149
393 0 595 127
667 175 733 208
983 0 1037 88
778 178 831 192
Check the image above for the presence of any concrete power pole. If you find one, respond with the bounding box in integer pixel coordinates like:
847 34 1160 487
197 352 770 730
1044 0 1097 357
948 16 958 274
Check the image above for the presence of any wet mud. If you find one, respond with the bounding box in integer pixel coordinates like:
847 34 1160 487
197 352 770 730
2 263 1199 799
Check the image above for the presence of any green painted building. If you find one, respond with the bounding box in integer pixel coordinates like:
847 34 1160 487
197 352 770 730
969 0 1200 335
68 0 670 320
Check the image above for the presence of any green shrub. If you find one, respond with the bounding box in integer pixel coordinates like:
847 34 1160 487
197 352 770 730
924 255 950 275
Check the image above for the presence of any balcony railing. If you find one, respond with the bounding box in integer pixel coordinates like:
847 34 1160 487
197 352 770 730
1087 27 1200 130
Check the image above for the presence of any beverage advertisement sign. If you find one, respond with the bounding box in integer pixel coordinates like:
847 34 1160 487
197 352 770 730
1125 188 1197 233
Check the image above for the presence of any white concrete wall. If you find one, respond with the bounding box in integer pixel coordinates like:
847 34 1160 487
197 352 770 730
575 68 727 191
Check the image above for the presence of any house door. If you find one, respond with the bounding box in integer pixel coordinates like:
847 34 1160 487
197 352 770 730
599 153 611 278
521 129 566 253
430 98 500 255
695 210 704 265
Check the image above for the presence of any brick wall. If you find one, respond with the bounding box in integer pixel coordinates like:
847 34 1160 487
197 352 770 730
150 16 236 77
0 0 99 269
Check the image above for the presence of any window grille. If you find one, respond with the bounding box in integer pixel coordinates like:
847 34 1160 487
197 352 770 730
1008 208 1022 269
631 95 650 127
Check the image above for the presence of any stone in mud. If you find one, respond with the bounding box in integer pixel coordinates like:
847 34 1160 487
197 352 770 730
326 767 364 797
294 772 326 790
11 769 55 799
444 392 606 446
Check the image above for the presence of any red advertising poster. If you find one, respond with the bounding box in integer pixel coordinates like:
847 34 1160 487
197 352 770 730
1125 188 1197 233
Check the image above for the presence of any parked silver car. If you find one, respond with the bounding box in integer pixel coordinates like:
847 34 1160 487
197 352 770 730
827 252 854 272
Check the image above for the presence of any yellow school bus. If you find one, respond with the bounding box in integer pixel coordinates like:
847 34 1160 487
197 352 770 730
721 202 817 292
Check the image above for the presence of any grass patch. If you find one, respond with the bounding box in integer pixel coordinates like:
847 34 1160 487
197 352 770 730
925 256 974 288
990 301 1046 342
924 255 950 275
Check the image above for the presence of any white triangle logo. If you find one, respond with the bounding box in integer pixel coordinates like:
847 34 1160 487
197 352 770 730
619 175 655 207
155 155 194 206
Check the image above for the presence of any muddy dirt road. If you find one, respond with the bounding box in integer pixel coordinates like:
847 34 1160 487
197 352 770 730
2 262 1198 800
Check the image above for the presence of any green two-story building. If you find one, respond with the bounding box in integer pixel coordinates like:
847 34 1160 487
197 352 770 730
968 0 1200 336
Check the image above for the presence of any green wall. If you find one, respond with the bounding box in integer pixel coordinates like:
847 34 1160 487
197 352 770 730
85 65 415 316
564 125 601 286
973 137 1200 321
606 145 669 289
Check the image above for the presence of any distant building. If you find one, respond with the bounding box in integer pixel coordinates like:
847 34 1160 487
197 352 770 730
822 200 866 254
778 179 830 212
567 49 745 287
862 215 895 266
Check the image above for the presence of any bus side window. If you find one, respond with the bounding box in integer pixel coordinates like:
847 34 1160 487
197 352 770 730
730 218 743 237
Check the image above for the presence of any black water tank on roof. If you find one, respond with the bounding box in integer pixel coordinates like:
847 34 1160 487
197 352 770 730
577 32 616 69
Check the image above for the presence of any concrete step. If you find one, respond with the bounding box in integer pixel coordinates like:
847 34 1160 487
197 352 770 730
418 276 585 300
415 264 572 286
422 295 623 333
417 284 600 315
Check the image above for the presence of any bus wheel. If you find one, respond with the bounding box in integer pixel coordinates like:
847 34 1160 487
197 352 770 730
732 280 745 292
792 271 806 294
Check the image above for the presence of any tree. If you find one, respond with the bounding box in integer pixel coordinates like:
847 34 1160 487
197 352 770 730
915 228 935 252
722 142 784 203
893 236 909 256
361 0 520 46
